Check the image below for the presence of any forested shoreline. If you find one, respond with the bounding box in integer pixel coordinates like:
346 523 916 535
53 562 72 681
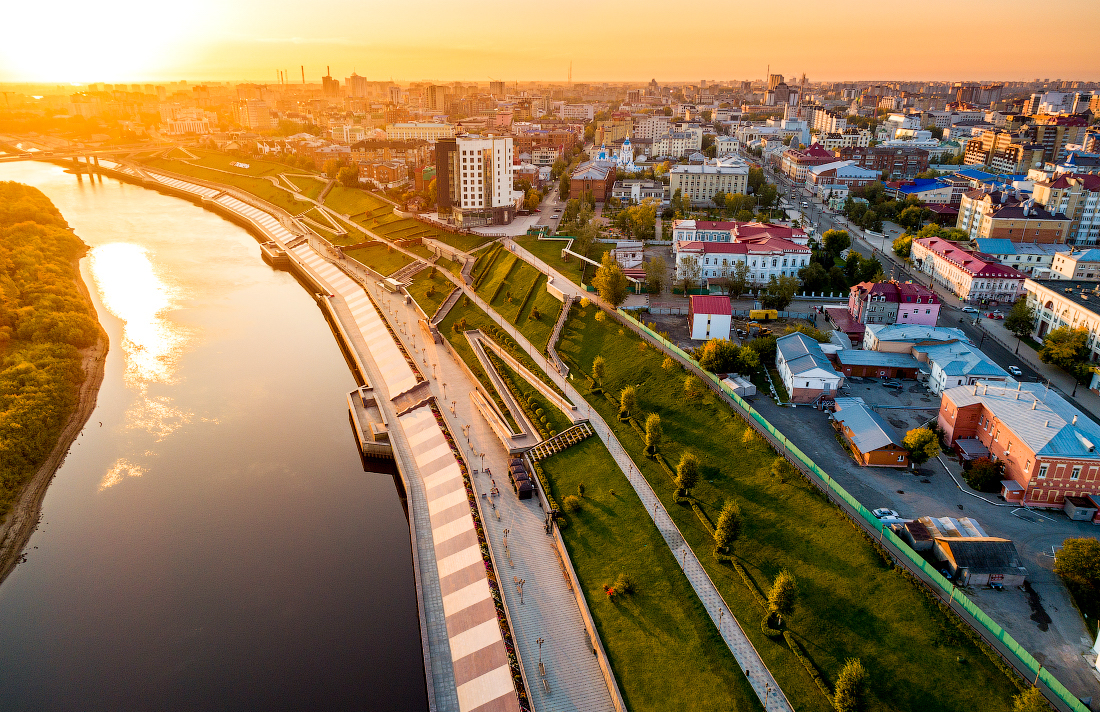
0 181 102 516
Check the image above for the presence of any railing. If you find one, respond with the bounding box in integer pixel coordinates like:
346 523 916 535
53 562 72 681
614 308 1089 712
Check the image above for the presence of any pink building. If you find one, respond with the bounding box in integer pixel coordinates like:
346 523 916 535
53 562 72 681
846 280 940 325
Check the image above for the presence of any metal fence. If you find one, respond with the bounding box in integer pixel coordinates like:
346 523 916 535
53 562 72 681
615 308 1089 712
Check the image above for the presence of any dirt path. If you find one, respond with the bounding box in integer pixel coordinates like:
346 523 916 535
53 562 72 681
0 259 109 586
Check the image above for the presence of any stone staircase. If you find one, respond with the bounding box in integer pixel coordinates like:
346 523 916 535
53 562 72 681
526 422 594 461
389 259 429 284
545 295 573 378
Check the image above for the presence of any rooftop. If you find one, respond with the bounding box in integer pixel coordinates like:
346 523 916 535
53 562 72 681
690 294 732 316
914 237 1028 279
944 380 1100 458
866 323 970 344
835 350 921 368
1027 279 1100 314
973 239 1062 257
777 332 838 376
936 538 1028 577
918 341 1009 379
833 397 904 453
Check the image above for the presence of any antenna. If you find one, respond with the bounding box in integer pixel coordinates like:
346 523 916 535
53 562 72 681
568 61 572 85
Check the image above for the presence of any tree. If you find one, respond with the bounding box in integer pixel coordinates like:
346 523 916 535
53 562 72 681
593 253 629 308
767 570 797 619
822 229 851 257
760 275 799 311
678 255 701 293
1005 298 1037 341
897 204 929 232
714 499 741 550
1038 326 1091 382
893 234 913 259
559 170 571 199
696 338 741 373
748 167 765 194
729 260 751 299
833 658 868 712
337 165 359 188
644 256 666 296
592 355 606 385
903 427 941 465
798 262 829 294
644 413 663 454
1054 538 1100 594
1012 688 1048 712
676 452 700 493
323 159 342 177
619 385 637 417
964 457 1004 493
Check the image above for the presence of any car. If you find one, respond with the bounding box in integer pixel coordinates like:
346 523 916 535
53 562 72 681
872 508 900 520
1008 365 1023 377
961 306 979 314
991 311 1004 319
882 380 904 390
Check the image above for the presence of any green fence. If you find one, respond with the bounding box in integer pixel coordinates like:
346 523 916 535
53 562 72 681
616 309 1088 712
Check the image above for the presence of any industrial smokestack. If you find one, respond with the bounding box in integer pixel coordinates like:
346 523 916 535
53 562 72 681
301 66 305 84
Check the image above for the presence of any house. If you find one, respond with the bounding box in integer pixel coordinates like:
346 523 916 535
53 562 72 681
1050 248 1100 281
689 295 732 341
804 161 880 198
832 397 909 467
933 538 1028 586
914 340 1009 393
776 332 845 404
609 241 644 269
779 143 838 182
671 220 809 245
847 280 940 326
911 237 1027 305
569 161 616 202
938 380 1100 506
833 350 921 379
863 324 970 352
674 238 811 286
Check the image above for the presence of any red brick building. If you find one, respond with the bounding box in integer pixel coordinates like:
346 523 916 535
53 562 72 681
837 145 930 179
569 161 615 201
938 381 1100 506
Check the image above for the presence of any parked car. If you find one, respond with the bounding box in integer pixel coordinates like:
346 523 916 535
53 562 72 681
1008 365 1023 377
872 508 900 520
883 380 904 390
961 306 979 314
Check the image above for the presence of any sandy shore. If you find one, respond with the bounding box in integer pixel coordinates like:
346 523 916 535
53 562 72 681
0 257 108 586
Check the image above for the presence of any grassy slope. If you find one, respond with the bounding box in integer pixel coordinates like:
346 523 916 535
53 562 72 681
286 175 327 200
514 236 610 286
475 253 563 353
540 439 762 712
404 269 451 318
141 157 309 216
555 303 1020 712
344 243 415 277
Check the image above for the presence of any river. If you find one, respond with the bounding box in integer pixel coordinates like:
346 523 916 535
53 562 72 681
0 162 428 712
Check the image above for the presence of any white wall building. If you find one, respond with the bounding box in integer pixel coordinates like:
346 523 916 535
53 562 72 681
633 115 671 140
669 156 749 204
1050 248 1100 281
776 332 845 404
912 237 1027 304
716 136 741 156
674 238 811 284
385 122 455 141
1025 279 1100 361
689 295 732 341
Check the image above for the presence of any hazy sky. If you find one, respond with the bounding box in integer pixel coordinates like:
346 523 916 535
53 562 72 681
4 0 1100 84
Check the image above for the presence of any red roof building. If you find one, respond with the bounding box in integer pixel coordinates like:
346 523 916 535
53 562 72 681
911 237 1027 304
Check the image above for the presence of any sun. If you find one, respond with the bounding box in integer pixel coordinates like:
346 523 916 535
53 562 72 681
0 0 208 83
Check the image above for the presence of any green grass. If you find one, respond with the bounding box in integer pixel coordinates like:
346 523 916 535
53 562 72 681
405 268 452 318
475 253 564 352
286 174 327 200
489 354 572 436
539 438 763 712
323 185 390 220
344 242 416 277
514 236 610 286
555 303 1021 712
767 367 790 402
141 157 310 216
404 242 437 261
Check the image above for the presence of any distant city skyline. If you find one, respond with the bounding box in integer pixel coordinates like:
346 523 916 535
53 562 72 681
4 0 1100 84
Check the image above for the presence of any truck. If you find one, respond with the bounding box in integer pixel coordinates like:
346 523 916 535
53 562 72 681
749 309 779 321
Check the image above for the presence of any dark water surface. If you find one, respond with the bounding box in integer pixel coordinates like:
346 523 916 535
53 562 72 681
0 163 427 712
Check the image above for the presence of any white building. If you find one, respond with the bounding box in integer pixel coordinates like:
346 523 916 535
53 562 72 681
689 295 732 341
914 340 1009 394
669 156 749 205
385 122 455 141
439 135 520 226
775 332 845 404
813 129 872 151
1025 279 1100 361
1050 248 1100 281
331 124 366 144
716 136 741 156
674 237 811 284
911 237 1027 304
556 103 596 121
633 115 671 140
878 113 923 141
237 100 272 130
974 239 1060 278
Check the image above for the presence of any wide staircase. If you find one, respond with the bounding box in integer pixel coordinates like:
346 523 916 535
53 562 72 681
526 422 594 461
389 259 429 284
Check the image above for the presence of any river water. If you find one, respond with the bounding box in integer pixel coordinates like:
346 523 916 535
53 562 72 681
0 162 428 712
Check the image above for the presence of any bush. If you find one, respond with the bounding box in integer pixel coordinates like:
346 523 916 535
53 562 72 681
768 570 797 618
644 413 663 454
562 495 582 513
834 658 868 712
580 297 591 308
619 385 637 417
742 428 760 444
684 375 707 400
771 457 795 483
662 355 677 371
963 457 1003 493
714 499 742 550
577 483 586 497
613 572 636 595
676 452 700 492
595 310 606 322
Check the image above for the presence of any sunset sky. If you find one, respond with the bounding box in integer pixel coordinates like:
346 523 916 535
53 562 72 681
3 0 1100 84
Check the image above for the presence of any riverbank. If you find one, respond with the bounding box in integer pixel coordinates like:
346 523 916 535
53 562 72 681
0 254 107 586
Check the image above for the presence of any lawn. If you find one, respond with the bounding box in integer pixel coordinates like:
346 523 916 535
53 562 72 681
286 174 327 200
186 149 293 177
323 185 390 219
539 438 763 712
474 251 564 353
344 242 416 277
141 157 309 216
554 303 1021 712
405 268 452 318
488 353 573 437
514 235 610 286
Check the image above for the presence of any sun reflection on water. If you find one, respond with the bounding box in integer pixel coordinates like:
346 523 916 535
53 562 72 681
89 243 194 450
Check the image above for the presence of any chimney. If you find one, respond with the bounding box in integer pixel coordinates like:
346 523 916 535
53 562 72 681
1045 420 1050 427
1032 400 1037 409
1073 415 1079 425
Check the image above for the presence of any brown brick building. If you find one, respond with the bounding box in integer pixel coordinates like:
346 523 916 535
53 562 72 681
837 146 929 179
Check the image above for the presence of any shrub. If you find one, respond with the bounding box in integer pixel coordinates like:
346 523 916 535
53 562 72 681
963 457 1003 493
580 297 591 308
1012 688 1048 712
684 375 706 400
676 452 700 492
595 310 606 322
536 408 544 416
562 495 582 513
768 570 797 619
714 499 742 550
742 428 760 444
771 457 795 483
619 385 637 417
644 413 663 454
612 572 636 595
577 483 586 497
834 658 868 712
662 355 677 371
592 355 606 384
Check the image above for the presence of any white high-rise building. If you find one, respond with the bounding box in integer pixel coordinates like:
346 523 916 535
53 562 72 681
437 135 522 226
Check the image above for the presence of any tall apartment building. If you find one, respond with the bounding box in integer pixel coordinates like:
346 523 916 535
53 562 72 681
811 107 848 134
426 85 451 113
1029 115 1089 163
837 146 929 179
435 136 518 226
237 99 272 130
594 119 632 146
489 80 505 97
632 115 671 140
1033 173 1100 245
957 189 1070 243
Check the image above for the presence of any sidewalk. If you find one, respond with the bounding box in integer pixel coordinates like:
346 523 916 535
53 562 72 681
432 269 795 712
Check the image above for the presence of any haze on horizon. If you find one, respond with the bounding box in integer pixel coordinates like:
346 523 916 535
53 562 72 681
3 0 1100 84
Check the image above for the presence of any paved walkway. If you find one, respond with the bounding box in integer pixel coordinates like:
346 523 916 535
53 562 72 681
372 286 617 712
426 267 794 712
